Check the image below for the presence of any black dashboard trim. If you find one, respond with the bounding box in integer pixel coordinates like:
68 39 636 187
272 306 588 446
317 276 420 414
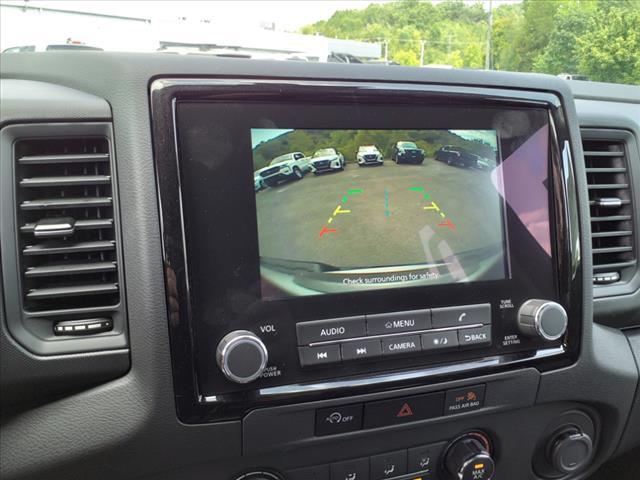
0 52 635 480
150 78 583 423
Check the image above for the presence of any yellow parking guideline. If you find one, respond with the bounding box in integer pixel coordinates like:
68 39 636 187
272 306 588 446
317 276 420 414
333 205 351 215
423 202 441 211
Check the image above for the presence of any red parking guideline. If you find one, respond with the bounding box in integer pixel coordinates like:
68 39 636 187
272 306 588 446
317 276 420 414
319 226 337 238
437 219 457 231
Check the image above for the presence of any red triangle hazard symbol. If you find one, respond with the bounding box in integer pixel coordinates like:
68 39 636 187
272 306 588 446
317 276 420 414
396 402 414 418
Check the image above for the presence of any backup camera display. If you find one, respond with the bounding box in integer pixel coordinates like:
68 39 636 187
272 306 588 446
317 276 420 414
252 128 507 299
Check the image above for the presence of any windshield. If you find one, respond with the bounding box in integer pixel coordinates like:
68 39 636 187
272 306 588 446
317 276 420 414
314 148 336 157
270 154 291 165
400 142 418 149
359 146 377 152
1 0 637 85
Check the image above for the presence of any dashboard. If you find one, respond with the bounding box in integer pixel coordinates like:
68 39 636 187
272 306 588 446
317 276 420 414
0 52 639 480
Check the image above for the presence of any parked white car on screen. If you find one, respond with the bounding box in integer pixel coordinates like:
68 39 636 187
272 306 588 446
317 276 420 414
356 145 383 166
309 148 345 174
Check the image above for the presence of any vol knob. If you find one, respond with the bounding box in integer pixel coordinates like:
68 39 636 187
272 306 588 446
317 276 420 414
517 299 567 341
216 330 268 384
444 432 495 480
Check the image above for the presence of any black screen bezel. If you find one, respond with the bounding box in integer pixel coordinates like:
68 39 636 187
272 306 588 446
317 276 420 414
151 79 582 423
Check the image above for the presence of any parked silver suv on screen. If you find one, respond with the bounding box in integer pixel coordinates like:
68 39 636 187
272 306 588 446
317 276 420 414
255 152 310 186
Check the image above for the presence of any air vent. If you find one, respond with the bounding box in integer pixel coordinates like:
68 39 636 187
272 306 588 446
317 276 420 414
582 133 636 284
14 137 120 312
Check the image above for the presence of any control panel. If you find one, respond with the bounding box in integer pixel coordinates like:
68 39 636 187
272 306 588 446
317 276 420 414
314 384 486 436
212 299 567 390
296 304 492 368
234 431 495 480
205 299 569 421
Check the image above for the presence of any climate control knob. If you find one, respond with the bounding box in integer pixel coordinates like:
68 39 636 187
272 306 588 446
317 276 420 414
233 472 282 480
517 299 567 341
444 432 495 480
216 330 268 384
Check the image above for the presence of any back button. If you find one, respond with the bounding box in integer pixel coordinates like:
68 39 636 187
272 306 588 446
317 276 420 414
458 325 492 348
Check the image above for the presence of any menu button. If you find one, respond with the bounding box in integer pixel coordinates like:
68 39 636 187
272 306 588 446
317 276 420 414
367 309 431 335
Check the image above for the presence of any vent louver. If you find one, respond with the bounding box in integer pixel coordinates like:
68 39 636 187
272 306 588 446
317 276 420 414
582 133 636 284
15 137 120 312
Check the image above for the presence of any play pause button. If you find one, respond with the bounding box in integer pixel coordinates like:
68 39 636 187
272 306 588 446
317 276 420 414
341 339 382 361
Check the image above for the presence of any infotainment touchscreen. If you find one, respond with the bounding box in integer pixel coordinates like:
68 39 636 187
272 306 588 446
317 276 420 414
252 129 508 299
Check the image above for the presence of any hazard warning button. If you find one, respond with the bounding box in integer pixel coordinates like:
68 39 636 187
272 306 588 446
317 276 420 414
363 392 444 428
397 402 414 418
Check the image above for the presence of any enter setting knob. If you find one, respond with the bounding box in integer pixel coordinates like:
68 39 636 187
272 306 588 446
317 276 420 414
216 330 268 384
444 433 495 480
517 299 567 341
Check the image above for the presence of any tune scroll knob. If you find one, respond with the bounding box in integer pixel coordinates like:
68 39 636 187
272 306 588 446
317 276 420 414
216 330 268 384
517 299 568 341
444 432 495 480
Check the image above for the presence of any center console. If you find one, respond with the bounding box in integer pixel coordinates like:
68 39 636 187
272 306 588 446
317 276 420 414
151 78 584 479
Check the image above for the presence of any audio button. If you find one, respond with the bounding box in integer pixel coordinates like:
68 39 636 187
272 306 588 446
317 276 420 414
296 316 366 345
